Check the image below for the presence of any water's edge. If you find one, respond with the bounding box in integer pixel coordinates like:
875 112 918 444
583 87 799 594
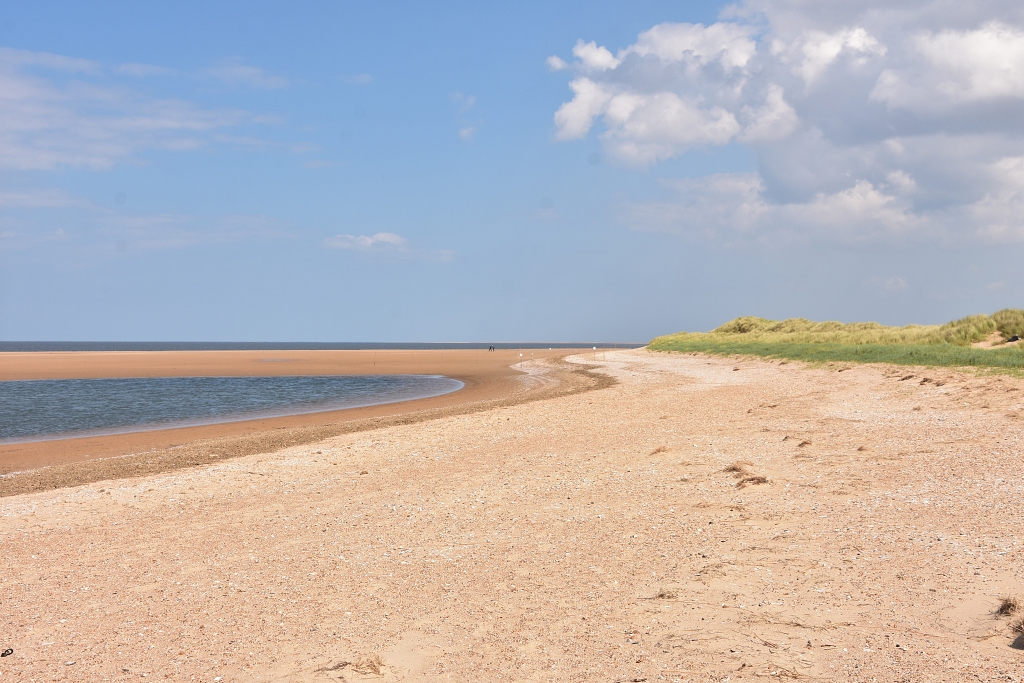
1 375 464 445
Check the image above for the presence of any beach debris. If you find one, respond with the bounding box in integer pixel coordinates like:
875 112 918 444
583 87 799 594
1 648 12 657
997 597 1021 617
322 655 384 675
65 661 75 665
360 470 368 475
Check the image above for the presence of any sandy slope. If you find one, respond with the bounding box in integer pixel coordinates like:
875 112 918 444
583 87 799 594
1 349 1023 682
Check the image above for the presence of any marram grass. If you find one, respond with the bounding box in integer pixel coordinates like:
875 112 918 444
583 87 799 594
648 310 1024 370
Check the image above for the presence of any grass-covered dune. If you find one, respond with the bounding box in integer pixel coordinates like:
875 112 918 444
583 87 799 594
649 309 1024 370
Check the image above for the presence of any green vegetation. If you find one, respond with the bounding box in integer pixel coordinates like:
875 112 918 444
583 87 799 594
648 310 1024 370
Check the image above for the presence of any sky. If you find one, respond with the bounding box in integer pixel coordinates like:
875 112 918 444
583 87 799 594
1 0 1023 342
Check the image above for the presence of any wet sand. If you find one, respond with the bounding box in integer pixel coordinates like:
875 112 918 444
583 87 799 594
2 350 1023 681
0 349 609 493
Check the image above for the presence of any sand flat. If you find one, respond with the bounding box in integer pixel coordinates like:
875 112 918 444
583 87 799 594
1 349 1023 681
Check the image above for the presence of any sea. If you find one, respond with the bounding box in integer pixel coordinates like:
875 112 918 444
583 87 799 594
0 374 463 444
0 342 643 444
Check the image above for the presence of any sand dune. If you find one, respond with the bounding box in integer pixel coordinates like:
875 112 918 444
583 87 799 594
1 349 1023 681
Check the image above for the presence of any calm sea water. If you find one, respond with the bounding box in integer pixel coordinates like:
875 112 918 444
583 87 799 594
0 342 641 352
0 374 463 444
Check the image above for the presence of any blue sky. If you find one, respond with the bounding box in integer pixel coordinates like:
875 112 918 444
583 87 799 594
2 1 1023 341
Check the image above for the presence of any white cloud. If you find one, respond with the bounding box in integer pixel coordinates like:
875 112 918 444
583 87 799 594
546 55 568 71
458 126 475 142
553 78 612 140
872 22 1024 110
602 93 740 165
321 231 453 262
737 83 799 142
323 232 407 250
628 22 757 70
0 48 264 170
779 27 886 87
553 2 1024 244
572 40 620 71
550 23 795 163
204 58 288 89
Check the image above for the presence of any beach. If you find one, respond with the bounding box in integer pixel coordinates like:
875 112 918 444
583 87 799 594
2 349 1023 681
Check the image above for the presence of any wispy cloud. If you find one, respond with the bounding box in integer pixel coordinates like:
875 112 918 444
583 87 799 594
204 57 288 89
451 92 479 142
0 187 292 253
0 46 100 74
103 212 291 251
322 231 454 262
0 188 91 209
116 62 177 78
450 92 476 112
0 48 273 170
324 232 406 250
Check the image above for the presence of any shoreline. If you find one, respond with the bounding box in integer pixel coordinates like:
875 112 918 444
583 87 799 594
0 374 466 447
0 349 613 495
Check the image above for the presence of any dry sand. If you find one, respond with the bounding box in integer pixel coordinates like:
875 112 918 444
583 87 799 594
2 349 1023 681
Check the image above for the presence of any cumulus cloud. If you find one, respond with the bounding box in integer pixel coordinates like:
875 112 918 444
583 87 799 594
777 27 886 87
552 0 1024 244
549 22 780 164
871 22 1024 110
